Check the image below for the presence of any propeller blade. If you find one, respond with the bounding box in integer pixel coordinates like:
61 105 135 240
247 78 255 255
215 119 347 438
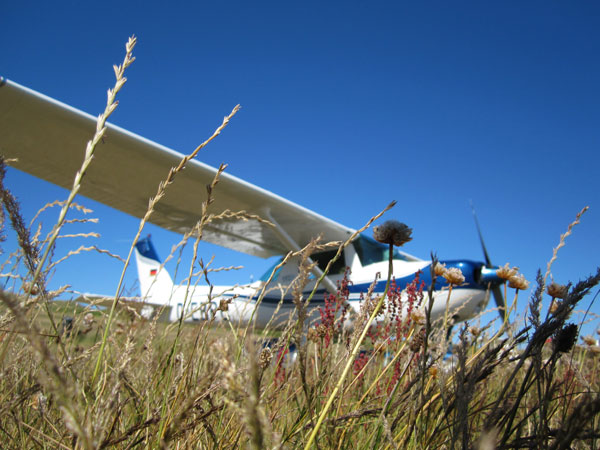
492 285 506 322
470 200 492 267
470 202 507 323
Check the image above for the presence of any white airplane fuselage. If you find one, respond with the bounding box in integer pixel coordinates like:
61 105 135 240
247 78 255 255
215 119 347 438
134 235 496 329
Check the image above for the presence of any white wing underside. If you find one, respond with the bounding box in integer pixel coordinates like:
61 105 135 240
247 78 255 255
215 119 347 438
0 79 355 258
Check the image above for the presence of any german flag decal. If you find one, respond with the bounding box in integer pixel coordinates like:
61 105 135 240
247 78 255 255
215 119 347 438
150 269 157 276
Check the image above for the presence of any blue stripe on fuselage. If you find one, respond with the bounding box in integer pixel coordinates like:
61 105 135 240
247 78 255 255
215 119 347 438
347 260 484 295
218 260 486 305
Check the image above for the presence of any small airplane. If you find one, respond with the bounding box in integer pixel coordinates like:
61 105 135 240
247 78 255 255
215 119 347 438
0 78 506 329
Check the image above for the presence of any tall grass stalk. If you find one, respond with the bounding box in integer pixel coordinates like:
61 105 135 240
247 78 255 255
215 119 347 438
304 236 396 449
91 97 240 385
31 37 136 303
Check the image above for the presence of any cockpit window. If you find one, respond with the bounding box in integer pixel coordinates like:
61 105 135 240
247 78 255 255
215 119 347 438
311 249 346 274
259 249 347 282
354 235 420 266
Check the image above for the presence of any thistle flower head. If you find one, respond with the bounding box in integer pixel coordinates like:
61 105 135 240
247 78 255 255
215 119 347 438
508 273 529 290
218 298 231 312
307 327 319 342
469 326 481 337
31 392 47 414
315 323 328 338
547 282 568 299
582 335 598 346
80 312 95 335
83 313 94 326
22 281 39 296
373 220 412 247
553 323 578 354
429 365 439 379
410 308 426 326
443 267 465 285
496 263 519 281
433 262 447 277
409 329 425 352
258 347 273 369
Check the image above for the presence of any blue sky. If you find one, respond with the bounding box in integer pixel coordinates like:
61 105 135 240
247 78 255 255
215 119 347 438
2 1 599 335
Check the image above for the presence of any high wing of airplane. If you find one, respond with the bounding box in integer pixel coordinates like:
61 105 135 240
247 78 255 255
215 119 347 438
0 78 506 329
0 79 354 258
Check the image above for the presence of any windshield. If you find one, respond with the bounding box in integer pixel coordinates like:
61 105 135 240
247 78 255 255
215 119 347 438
353 235 420 266
259 259 283 282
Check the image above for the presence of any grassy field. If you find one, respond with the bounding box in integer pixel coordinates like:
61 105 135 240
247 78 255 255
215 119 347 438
0 37 599 449
0 273 599 449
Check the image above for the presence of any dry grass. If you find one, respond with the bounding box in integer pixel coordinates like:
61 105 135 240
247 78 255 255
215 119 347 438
0 37 599 449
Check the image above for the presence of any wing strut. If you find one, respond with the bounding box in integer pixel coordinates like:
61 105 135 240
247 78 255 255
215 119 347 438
265 213 338 295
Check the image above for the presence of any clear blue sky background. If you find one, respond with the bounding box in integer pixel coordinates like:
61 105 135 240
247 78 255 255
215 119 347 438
2 1 599 336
